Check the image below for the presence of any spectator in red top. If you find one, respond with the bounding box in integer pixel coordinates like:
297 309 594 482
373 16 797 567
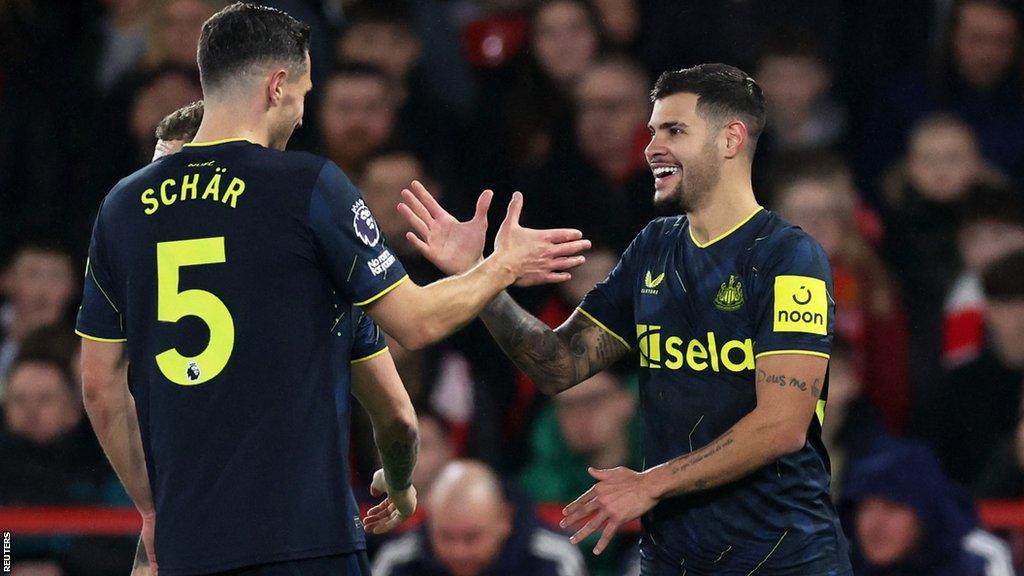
942 184 1024 367
775 154 911 432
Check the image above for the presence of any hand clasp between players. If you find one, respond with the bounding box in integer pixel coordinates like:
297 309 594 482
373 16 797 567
561 466 659 556
397 180 592 285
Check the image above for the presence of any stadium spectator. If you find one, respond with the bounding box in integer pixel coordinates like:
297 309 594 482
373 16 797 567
518 369 641 576
842 439 1013 576
973 413 1024 499
942 184 1024 366
861 0 1024 185
474 0 605 181
755 34 847 156
0 352 131 574
517 56 655 252
94 0 152 93
774 155 911 432
318 63 397 181
880 114 1003 429
372 460 587 576
142 0 222 70
0 242 77 383
923 250 1024 487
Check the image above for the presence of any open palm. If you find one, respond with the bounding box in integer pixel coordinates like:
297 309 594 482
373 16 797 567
397 180 490 275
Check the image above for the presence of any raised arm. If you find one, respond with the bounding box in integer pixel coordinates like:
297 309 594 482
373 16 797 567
392 181 625 392
351 350 419 534
365 190 590 350
80 339 157 573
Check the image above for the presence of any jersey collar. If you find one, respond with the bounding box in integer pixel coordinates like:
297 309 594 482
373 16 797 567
182 138 251 147
688 206 765 249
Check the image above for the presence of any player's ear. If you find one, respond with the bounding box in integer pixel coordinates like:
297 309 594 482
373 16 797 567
266 68 289 106
722 120 747 159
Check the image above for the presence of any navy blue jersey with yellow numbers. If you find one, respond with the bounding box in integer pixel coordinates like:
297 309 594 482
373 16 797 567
580 208 851 575
75 139 407 576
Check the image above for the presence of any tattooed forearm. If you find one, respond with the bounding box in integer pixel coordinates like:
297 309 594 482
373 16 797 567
481 292 627 394
377 423 419 490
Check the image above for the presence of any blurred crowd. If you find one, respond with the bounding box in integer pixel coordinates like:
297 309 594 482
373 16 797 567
3 0 1024 574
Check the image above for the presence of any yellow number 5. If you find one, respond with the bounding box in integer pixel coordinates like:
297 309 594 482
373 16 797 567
155 237 235 385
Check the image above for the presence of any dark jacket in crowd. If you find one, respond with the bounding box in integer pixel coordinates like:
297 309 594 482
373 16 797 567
842 439 988 576
372 517 587 576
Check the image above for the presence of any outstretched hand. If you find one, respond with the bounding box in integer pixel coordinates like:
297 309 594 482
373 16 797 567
363 468 418 535
493 192 592 286
397 183 592 286
397 180 491 275
560 467 659 556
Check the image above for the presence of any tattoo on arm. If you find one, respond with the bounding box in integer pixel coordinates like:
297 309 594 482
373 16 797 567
378 425 418 490
133 536 148 568
756 370 818 395
481 292 627 394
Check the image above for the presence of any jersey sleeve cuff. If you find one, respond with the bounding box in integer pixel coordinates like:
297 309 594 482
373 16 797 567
75 329 127 343
350 346 390 365
575 307 631 350
755 349 830 360
355 275 409 307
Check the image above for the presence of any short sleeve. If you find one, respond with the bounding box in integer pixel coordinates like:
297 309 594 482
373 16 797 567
308 161 408 306
76 204 127 342
753 232 834 359
577 230 646 350
350 308 388 364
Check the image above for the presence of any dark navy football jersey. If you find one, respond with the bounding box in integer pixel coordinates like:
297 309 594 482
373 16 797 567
580 208 851 575
75 139 407 575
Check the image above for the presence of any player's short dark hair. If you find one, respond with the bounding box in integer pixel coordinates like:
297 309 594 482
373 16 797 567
650 63 767 147
958 183 1024 230
155 100 205 142
983 250 1024 300
197 2 310 91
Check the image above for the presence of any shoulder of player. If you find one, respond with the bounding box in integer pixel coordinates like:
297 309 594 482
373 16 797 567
526 527 587 573
751 212 826 261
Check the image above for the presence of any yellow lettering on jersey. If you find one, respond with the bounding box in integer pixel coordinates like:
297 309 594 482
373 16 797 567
636 325 754 373
773 275 828 335
222 177 245 208
721 339 756 371
686 338 708 371
202 173 222 201
142 188 159 215
181 173 200 200
160 178 177 206
665 336 684 369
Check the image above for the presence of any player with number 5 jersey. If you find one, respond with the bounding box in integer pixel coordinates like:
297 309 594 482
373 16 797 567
75 4 590 576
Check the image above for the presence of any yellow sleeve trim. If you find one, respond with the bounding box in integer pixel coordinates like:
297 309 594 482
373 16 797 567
182 138 250 147
75 330 127 343
689 206 764 248
355 275 410 307
755 349 831 360
575 307 631 350
350 346 390 365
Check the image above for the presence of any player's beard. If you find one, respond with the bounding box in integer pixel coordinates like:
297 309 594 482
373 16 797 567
654 140 721 215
